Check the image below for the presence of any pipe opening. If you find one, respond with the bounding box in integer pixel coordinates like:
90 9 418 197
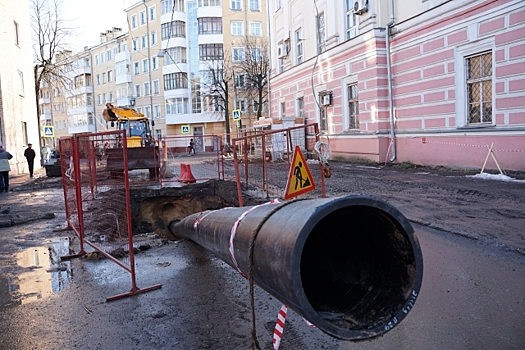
301 205 416 332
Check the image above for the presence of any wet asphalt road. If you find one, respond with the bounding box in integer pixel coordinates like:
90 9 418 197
0 165 524 349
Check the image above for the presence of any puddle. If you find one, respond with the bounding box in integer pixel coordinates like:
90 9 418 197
2 237 73 307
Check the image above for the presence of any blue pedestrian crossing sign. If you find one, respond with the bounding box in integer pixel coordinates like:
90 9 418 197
43 126 54 138
181 125 190 134
232 109 241 121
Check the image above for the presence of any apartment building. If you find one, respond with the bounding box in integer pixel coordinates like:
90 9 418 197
268 0 525 171
37 0 271 149
0 0 40 175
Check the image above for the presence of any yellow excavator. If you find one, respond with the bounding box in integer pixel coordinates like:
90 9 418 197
102 103 159 177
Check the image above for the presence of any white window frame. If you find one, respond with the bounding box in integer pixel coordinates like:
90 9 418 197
231 21 243 36
250 0 260 11
134 61 140 75
231 0 241 10
149 5 156 21
142 58 149 73
154 104 161 119
151 31 158 46
141 35 148 49
295 28 303 65
455 39 494 128
152 56 158 70
132 38 138 52
232 47 245 62
131 14 138 29
107 50 112 61
249 22 262 36
140 10 147 25
144 82 151 96
153 79 160 94
134 84 141 97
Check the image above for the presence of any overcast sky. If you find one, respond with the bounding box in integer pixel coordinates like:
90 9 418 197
61 0 137 52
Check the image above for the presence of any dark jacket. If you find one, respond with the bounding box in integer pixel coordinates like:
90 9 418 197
24 147 36 160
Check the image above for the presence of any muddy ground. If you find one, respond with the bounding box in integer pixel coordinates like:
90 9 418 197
0 161 524 349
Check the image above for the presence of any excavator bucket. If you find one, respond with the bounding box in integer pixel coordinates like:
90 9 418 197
102 103 118 122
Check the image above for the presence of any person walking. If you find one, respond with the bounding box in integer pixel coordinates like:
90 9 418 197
0 145 13 193
188 138 196 155
24 143 36 178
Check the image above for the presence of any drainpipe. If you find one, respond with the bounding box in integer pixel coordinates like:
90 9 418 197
386 0 396 162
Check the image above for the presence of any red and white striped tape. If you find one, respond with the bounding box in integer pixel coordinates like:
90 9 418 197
228 199 280 278
410 137 525 153
273 304 288 350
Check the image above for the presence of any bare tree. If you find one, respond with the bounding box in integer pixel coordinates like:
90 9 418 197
200 49 235 144
235 37 270 124
31 0 72 149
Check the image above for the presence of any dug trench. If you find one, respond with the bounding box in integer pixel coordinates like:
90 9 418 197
128 179 265 240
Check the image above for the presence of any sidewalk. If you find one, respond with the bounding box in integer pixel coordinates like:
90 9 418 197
8 167 62 192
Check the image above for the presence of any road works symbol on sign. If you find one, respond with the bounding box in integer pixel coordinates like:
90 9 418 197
284 146 316 200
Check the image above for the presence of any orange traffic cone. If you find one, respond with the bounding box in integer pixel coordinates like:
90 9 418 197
177 163 196 184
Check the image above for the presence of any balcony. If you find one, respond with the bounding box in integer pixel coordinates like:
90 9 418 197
116 96 136 107
65 86 94 98
115 51 131 63
67 105 94 116
69 124 96 134
40 110 52 121
166 111 224 125
116 73 132 85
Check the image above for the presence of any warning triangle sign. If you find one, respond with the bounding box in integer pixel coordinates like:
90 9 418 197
284 146 316 200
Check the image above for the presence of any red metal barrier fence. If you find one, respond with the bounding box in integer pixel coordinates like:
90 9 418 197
159 135 223 186
230 123 326 206
59 131 161 301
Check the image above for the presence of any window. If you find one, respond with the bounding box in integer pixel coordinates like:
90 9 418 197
317 12 326 54
164 72 188 90
132 38 138 52
100 53 105 64
231 21 243 35
142 58 149 72
250 0 260 11
347 84 359 129
234 73 246 89
151 31 158 46
107 70 113 82
116 61 129 76
278 58 285 73
250 47 262 62
102 73 106 84
250 22 262 36
231 0 241 10
109 92 113 102
319 93 328 130
140 10 146 25
153 80 160 94
466 52 492 124
162 0 185 14
144 106 151 118
141 35 148 49
161 21 186 40
276 0 282 10
236 99 247 112
154 105 161 119
14 21 20 46
144 82 151 96
149 6 156 21
96 74 101 85
296 28 303 64
22 122 28 145
253 99 265 113
199 44 223 60
134 61 140 75
134 84 141 97
113 47 118 56
345 0 357 40
163 47 187 65
232 48 245 62
152 57 158 70
198 17 222 34
95 55 99 66
280 102 286 117
131 14 137 29
18 70 24 96
98 94 102 105
107 50 112 61
102 93 106 103
198 0 221 6
166 98 189 114
296 97 304 118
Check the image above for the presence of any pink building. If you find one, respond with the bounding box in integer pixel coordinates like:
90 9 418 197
269 0 525 171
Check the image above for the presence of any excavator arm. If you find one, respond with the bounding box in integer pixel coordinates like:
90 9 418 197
102 103 145 121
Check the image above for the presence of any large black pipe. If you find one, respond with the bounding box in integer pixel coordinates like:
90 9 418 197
169 195 423 340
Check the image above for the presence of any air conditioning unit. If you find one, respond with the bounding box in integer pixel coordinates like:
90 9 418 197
277 43 288 59
322 94 331 106
353 0 368 15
